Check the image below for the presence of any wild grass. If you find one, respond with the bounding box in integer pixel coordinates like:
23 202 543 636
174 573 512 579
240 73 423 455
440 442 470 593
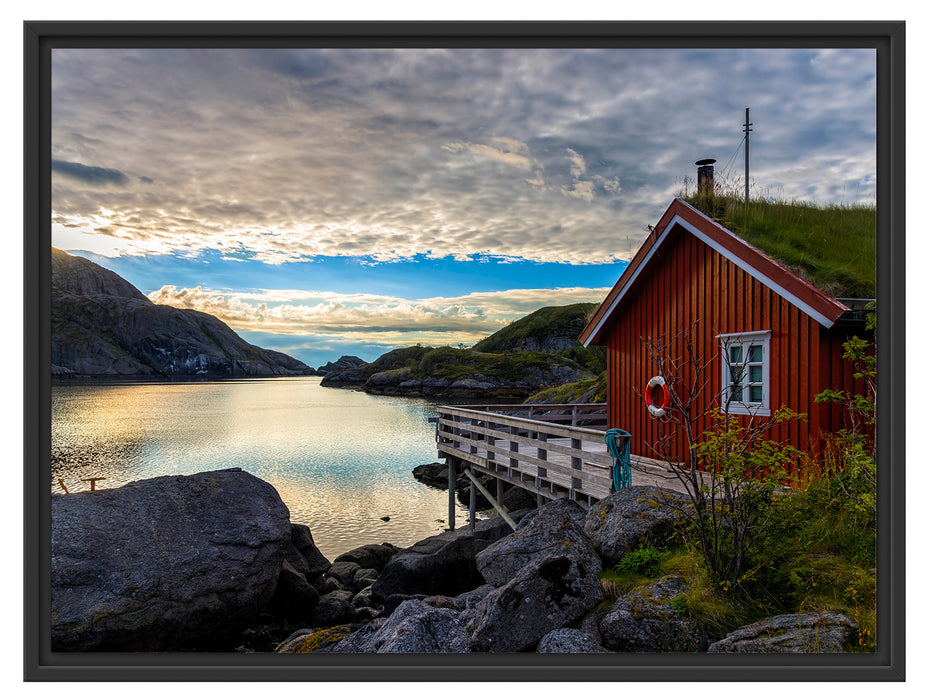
524 371 607 404
683 191 876 298
597 471 877 651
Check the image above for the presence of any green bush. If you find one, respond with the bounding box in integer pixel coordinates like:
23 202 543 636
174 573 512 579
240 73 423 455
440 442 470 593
614 545 664 577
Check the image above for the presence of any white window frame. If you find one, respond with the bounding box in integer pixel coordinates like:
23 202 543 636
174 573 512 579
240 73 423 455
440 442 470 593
717 331 771 417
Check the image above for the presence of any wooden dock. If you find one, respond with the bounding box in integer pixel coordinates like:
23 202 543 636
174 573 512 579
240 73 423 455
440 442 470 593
434 403 685 513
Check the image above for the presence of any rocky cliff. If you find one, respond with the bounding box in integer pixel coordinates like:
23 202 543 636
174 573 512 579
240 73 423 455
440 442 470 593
51 247 314 378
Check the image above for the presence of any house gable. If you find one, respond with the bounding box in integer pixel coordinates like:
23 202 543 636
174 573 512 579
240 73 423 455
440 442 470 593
580 199 850 347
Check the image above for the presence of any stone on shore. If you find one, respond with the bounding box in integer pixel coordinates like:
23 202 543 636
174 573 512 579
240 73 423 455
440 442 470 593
476 498 600 587
583 486 689 564
708 612 858 653
371 511 530 600
469 554 604 652
599 575 708 652
411 462 449 489
51 468 292 652
333 542 399 572
536 628 608 653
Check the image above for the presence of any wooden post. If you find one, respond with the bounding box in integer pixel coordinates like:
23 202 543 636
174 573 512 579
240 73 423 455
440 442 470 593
570 436 582 499
469 468 476 532
509 425 519 479
497 477 504 506
447 457 456 531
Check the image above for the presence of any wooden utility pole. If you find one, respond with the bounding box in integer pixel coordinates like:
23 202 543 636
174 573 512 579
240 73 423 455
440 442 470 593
744 107 752 201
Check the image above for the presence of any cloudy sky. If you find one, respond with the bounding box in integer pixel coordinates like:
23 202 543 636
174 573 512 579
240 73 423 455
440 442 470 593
51 47 876 368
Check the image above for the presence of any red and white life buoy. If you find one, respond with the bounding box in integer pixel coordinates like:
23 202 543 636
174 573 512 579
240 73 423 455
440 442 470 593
645 376 672 419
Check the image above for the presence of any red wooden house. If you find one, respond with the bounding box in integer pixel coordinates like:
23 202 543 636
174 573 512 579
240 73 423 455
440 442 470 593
578 196 873 468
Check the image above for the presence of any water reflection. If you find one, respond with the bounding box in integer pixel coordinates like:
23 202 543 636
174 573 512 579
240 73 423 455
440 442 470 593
51 377 471 559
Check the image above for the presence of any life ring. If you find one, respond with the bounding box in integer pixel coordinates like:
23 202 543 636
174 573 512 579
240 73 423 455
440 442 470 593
645 376 671 418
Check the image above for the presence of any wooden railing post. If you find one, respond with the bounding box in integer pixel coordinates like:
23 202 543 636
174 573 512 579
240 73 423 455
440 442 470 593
536 431 548 503
509 425 519 480
469 468 476 532
570 436 582 500
447 456 456 531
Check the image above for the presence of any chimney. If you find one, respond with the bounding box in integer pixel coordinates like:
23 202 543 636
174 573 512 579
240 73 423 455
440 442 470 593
695 158 716 195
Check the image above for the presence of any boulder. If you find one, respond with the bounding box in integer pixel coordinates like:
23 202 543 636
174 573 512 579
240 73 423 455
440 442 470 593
333 542 399 573
476 498 600 587
708 612 858 653
371 512 529 600
351 586 377 609
276 625 359 653
599 575 708 652
536 628 609 653
51 468 292 652
326 561 361 588
470 554 604 652
501 486 538 512
452 584 496 611
583 486 689 564
365 600 472 653
314 594 357 627
382 593 426 616
412 462 450 489
300 599 472 654
267 560 321 623
288 523 331 578
351 568 381 592
516 498 587 530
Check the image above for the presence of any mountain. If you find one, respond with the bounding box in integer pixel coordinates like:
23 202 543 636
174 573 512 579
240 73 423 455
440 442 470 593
314 355 366 377
51 248 314 379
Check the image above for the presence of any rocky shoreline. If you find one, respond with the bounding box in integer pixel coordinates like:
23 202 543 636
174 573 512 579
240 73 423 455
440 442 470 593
51 468 859 654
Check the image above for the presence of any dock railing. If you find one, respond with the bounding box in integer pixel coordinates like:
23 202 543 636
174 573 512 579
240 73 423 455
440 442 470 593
435 403 615 506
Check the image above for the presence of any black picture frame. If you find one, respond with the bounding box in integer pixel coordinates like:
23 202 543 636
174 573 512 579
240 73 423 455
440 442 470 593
24 20 906 682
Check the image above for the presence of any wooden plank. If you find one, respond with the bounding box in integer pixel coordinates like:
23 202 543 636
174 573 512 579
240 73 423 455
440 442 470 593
435 407 609 441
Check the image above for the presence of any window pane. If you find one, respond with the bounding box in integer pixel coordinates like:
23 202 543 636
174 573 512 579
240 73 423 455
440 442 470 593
732 386 743 402
748 344 762 362
749 385 763 402
730 346 742 364
730 365 743 384
749 365 763 382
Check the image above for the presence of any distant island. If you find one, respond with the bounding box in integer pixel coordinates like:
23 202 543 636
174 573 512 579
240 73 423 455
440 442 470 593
321 304 608 401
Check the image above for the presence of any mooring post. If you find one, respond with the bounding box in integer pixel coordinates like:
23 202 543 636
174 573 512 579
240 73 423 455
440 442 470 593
447 457 456 531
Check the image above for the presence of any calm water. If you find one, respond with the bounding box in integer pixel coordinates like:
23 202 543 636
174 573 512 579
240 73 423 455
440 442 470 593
51 377 471 560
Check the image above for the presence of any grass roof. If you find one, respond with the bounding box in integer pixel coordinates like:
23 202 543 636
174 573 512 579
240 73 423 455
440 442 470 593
683 194 876 299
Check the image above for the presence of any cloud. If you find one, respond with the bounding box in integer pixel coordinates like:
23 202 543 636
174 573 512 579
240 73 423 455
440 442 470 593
147 284 611 346
561 180 596 202
51 160 129 186
566 148 587 178
51 48 876 268
443 139 534 171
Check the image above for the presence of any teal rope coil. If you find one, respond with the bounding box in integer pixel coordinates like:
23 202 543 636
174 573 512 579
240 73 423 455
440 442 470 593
604 428 632 491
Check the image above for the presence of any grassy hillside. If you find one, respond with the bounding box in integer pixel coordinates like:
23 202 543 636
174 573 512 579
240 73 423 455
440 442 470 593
388 345 582 382
473 303 607 374
684 194 876 298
